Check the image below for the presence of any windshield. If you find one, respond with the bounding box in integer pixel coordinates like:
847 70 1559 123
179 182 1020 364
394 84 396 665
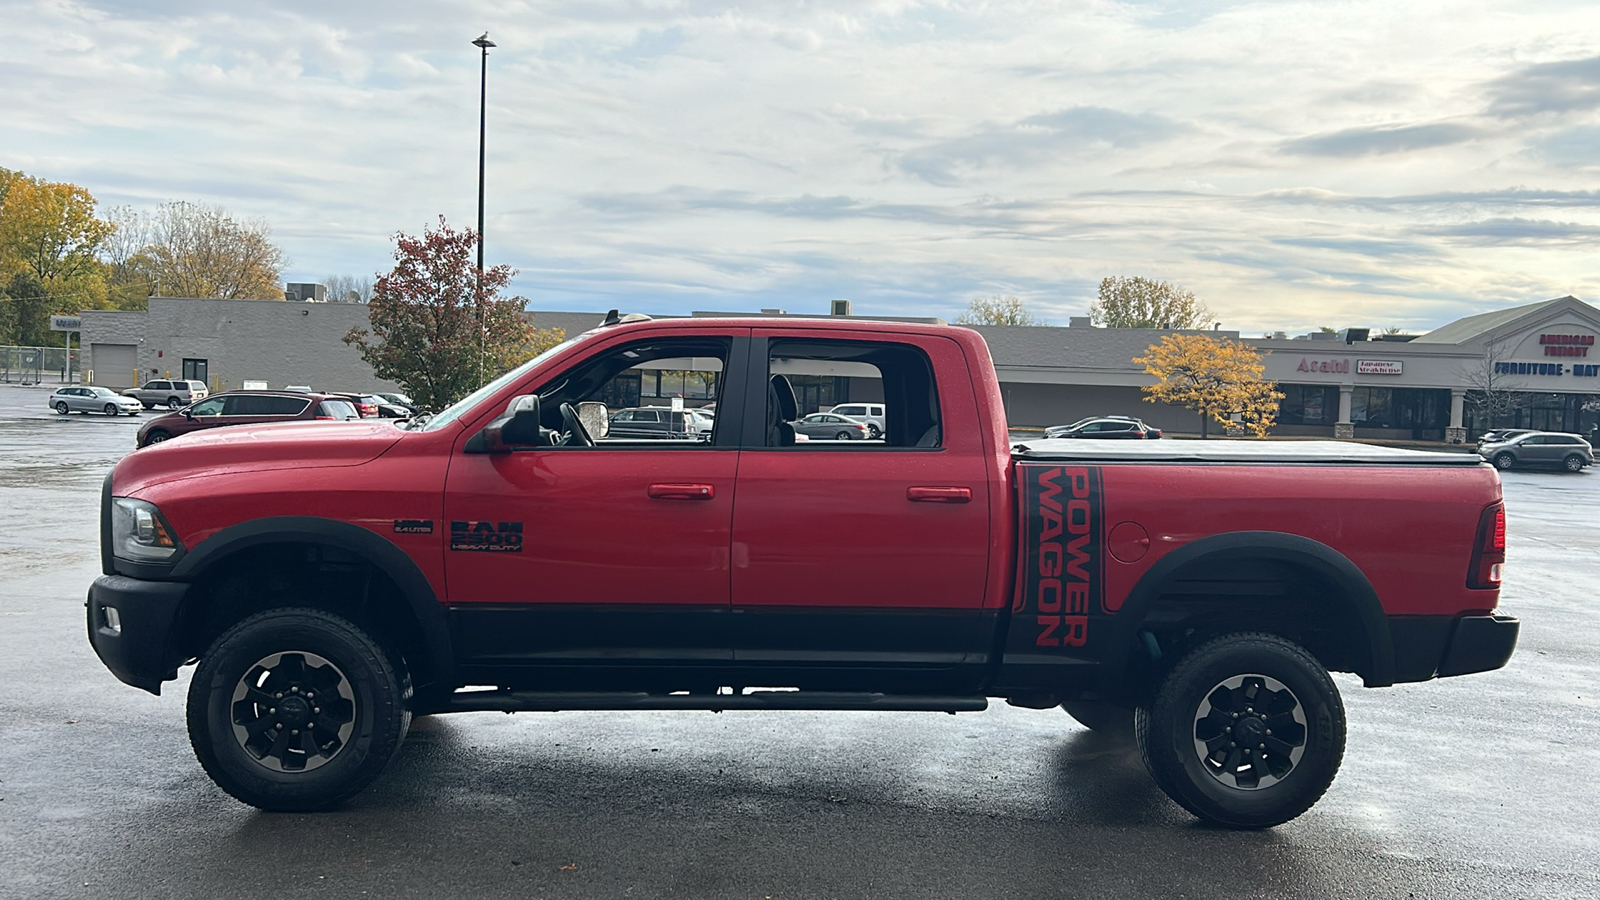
418 337 580 432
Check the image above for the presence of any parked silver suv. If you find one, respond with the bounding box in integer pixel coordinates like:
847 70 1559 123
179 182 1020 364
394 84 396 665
122 379 209 410
1477 431 1593 473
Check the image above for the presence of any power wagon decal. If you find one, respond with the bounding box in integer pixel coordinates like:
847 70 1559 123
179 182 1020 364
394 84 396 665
1012 464 1105 652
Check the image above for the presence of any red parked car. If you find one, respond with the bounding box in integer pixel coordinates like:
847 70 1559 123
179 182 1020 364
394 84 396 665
134 391 362 447
89 316 1515 827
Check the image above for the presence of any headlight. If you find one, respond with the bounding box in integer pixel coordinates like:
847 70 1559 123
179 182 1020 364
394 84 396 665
110 498 184 564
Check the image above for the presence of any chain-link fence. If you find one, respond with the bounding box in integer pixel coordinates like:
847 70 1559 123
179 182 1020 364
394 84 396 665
0 346 81 384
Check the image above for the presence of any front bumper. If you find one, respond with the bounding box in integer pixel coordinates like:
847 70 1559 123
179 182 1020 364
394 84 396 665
86 575 190 695
1389 612 1520 683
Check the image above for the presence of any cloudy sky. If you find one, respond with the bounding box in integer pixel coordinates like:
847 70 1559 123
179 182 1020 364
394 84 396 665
5 0 1598 334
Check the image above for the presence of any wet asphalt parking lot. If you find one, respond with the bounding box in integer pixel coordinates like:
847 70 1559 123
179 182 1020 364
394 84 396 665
1 382 1597 899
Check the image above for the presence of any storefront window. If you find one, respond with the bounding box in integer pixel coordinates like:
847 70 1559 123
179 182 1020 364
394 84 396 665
1279 385 1337 424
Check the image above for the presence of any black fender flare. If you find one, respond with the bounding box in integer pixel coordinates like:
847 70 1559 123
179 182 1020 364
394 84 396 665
1099 531 1395 692
167 516 455 686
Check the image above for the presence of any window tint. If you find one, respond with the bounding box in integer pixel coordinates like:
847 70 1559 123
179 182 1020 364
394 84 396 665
149 381 169 390
318 400 359 419
767 338 938 449
530 336 731 447
189 397 226 416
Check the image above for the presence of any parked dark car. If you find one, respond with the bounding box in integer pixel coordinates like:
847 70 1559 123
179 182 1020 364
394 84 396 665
793 412 870 440
136 392 362 447
1477 431 1593 472
606 406 702 440
374 392 419 415
1044 416 1162 439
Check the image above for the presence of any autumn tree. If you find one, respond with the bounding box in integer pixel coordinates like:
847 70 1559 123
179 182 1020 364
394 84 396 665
100 205 157 309
0 171 113 313
1 272 52 346
343 218 564 410
1091 276 1213 329
143 201 285 300
956 294 1044 326
1135 333 1283 438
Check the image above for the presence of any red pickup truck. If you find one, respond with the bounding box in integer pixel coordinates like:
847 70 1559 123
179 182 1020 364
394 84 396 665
87 315 1518 828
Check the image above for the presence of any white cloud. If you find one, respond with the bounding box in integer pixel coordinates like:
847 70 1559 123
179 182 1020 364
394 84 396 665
1 0 1597 334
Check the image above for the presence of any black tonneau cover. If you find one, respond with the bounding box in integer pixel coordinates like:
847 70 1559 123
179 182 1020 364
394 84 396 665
1011 439 1482 466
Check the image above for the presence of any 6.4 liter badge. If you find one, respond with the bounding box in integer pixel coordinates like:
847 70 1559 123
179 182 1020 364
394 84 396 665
450 520 524 552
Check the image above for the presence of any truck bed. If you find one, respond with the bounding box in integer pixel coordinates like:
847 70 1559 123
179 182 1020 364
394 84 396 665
1011 439 1483 466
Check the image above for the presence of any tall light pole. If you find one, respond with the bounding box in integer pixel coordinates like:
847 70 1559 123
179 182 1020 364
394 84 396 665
472 32 495 387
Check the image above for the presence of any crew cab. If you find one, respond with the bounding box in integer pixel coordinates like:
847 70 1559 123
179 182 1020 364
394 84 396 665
86 315 1518 828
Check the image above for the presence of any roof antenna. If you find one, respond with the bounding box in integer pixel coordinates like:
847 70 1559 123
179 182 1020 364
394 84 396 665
602 309 621 326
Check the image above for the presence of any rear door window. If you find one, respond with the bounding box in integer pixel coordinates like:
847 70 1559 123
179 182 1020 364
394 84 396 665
318 400 359 419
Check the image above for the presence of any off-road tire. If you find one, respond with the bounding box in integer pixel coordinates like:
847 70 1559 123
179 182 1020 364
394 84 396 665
1135 632 1345 829
186 608 410 811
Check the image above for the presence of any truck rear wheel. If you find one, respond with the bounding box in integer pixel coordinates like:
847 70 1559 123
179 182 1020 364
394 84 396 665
1134 632 1344 829
186 608 410 811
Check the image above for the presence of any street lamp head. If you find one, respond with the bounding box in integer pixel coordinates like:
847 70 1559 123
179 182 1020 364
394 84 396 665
472 33 496 49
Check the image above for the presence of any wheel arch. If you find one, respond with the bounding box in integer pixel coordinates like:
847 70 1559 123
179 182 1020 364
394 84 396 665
1101 531 1395 696
168 517 455 689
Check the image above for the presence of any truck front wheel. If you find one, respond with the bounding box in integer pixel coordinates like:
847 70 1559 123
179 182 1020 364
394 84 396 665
186 608 410 811
1134 632 1345 829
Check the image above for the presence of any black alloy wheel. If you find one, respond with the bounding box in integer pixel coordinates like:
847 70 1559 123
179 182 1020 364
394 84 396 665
1493 453 1516 470
54 401 68 415
187 608 410 811
1136 632 1345 829
1564 454 1586 473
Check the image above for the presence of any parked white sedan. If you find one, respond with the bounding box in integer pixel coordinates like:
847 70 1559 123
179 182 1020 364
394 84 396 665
50 386 144 416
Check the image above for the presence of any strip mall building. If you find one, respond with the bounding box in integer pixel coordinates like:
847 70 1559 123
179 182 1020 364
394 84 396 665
78 294 1600 443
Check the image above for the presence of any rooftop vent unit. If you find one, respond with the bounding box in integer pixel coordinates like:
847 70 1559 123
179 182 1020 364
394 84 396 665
285 283 327 303
831 299 853 317
1338 327 1371 344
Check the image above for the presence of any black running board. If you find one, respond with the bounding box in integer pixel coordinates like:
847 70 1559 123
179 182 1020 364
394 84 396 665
438 690 989 714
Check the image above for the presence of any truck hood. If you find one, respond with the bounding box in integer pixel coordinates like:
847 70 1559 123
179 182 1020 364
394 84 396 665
114 421 406 495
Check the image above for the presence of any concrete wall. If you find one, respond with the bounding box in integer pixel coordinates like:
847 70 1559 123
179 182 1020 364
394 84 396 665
82 299 399 393
997 381 1204 433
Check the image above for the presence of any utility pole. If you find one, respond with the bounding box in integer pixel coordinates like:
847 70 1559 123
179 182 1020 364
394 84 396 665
472 32 496 388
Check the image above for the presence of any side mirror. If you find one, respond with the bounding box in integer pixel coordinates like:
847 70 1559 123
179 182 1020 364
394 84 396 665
469 394 546 453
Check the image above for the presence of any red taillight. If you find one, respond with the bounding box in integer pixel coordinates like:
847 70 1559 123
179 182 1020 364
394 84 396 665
1468 503 1506 589
315 415 335 420
1150 429 1162 438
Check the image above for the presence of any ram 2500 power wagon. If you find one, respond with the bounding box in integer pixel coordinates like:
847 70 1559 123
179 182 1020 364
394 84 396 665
87 315 1518 828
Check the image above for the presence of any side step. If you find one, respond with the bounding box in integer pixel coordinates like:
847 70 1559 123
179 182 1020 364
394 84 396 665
439 690 989 714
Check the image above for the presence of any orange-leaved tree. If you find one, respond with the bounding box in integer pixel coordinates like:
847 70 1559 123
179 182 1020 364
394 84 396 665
1134 334 1282 438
